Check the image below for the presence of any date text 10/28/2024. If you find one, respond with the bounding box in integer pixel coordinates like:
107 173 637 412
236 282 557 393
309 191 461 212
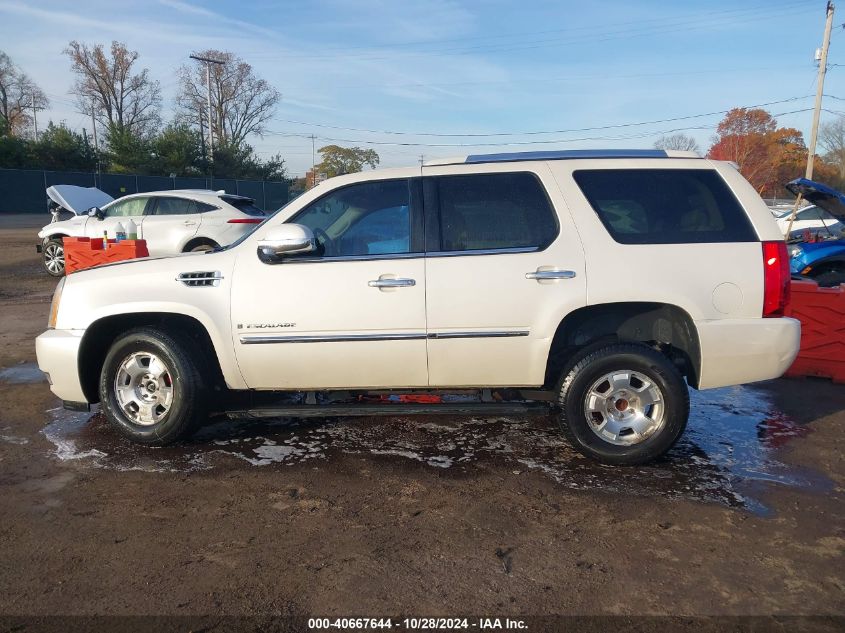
308 618 528 630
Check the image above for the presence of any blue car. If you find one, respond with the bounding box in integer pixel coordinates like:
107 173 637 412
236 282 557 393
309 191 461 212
785 178 845 287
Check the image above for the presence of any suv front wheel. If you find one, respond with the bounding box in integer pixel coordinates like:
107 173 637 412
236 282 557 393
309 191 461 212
99 328 209 445
556 343 689 465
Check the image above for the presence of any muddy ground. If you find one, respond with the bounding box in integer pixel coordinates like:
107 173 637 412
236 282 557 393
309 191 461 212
0 215 843 629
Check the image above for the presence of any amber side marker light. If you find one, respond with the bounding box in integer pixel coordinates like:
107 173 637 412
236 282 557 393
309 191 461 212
48 277 65 329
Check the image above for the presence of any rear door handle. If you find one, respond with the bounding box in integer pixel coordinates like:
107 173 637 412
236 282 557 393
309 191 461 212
526 269 576 280
368 278 416 288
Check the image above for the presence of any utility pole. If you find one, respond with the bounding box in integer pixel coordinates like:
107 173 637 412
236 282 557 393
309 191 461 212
310 134 316 188
806 1 834 179
786 1 835 238
30 99 44 142
90 103 100 175
189 54 225 161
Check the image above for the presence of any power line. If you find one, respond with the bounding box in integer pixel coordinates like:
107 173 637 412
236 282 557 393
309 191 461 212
269 95 816 139
266 107 816 148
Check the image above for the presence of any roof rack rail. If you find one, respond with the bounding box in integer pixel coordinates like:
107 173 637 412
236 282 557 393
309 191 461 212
466 149 673 164
423 149 700 167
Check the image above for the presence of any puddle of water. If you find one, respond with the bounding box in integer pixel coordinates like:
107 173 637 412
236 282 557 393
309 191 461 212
38 385 832 514
0 363 45 384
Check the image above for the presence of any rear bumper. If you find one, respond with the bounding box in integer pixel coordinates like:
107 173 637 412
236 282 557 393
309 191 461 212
35 329 87 402
695 317 801 389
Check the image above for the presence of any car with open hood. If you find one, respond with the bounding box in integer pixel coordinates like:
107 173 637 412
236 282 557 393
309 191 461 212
37 186 267 276
784 178 845 287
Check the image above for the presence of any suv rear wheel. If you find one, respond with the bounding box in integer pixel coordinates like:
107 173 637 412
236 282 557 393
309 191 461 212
556 343 689 465
99 327 208 445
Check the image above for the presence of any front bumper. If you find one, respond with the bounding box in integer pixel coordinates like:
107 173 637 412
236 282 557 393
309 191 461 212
35 329 87 403
695 317 801 389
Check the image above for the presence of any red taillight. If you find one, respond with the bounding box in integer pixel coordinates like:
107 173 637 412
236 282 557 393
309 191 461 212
227 218 264 224
762 240 791 318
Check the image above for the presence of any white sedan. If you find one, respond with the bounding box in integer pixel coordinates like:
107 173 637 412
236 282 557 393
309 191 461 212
38 186 267 276
774 204 845 240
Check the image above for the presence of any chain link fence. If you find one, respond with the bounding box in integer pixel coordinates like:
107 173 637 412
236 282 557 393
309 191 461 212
0 168 289 214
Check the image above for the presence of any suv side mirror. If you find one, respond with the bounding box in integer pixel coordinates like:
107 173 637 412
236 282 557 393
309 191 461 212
87 207 104 220
257 224 316 263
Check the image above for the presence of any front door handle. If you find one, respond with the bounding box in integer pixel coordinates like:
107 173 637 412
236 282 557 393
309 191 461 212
368 278 416 288
183 220 197 226
526 269 576 280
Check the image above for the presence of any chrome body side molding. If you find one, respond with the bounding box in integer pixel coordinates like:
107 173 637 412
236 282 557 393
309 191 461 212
239 329 530 345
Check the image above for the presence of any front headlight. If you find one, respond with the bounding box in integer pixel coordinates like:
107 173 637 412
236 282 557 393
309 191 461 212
48 277 65 329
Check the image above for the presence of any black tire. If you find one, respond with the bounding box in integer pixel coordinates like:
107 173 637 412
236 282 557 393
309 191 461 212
556 343 689 466
187 240 219 253
42 238 65 277
99 327 208 445
811 266 845 288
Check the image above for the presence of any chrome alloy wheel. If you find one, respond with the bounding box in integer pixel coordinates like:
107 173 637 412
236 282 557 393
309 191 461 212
44 242 64 274
584 370 665 446
114 352 175 425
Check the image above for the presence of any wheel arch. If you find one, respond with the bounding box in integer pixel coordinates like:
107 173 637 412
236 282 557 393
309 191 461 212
42 232 70 242
182 236 220 252
77 312 228 403
807 253 845 270
545 302 701 389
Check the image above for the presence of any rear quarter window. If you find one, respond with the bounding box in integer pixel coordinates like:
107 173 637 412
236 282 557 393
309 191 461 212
573 169 757 244
222 196 266 216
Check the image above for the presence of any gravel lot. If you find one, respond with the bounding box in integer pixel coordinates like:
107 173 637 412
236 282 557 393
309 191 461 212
0 215 843 630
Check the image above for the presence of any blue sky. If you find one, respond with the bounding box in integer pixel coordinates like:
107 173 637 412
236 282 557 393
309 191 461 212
0 0 843 175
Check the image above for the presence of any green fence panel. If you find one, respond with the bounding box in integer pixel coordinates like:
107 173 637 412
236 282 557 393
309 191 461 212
234 180 264 206
44 170 96 189
174 177 208 190
264 181 289 212
0 169 46 213
0 168 290 214
137 176 172 192
98 174 137 199
210 178 237 195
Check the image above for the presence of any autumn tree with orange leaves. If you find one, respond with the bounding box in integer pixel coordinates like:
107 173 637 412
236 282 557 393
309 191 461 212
707 108 810 198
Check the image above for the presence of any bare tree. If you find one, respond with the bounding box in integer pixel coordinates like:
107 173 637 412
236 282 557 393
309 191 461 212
654 133 700 153
176 50 280 148
0 50 48 137
820 116 845 182
64 40 161 136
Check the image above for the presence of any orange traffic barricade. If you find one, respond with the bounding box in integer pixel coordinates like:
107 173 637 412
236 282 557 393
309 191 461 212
63 237 149 274
784 279 845 384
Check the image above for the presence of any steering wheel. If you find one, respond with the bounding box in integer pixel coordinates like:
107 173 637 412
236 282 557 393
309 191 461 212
312 228 334 256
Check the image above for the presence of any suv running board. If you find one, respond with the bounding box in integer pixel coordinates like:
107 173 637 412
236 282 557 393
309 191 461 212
226 402 552 420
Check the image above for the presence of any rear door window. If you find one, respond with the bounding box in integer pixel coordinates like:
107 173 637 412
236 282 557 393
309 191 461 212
154 197 200 215
427 172 558 252
573 169 757 244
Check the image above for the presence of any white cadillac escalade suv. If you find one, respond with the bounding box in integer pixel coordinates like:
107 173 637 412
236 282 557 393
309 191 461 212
35 149 801 465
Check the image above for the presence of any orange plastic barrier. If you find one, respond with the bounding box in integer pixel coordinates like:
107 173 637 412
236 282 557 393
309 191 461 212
784 279 845 384
63 237 149 274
